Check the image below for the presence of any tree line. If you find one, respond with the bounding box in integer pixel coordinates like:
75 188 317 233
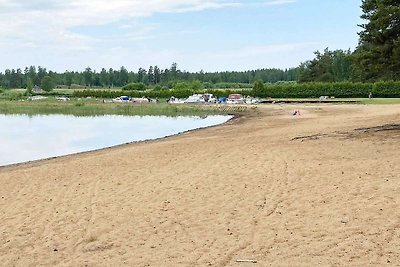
0 63 297 90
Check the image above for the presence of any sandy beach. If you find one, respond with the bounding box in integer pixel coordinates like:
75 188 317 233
0 104 399 266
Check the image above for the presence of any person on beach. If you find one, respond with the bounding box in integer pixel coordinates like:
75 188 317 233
293 110 301 116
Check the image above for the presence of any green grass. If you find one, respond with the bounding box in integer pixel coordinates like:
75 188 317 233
2 88 123 97
0 98 244 116
53 88 124 94
358 98 400 104
0 90 26 100
1 90 398 117
264 97 400 105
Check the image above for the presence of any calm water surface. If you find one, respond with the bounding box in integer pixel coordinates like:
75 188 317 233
0 114 232 166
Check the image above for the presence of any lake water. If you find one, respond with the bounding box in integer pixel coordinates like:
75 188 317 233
0 114 232 166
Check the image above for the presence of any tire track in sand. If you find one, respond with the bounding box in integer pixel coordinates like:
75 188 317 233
217 150 290 266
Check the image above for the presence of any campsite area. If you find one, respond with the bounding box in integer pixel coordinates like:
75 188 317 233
0 104 399 266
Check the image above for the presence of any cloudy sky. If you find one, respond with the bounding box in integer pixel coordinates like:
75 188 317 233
0 0 362 72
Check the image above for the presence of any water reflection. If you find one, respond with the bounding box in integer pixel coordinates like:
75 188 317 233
0 114 232 166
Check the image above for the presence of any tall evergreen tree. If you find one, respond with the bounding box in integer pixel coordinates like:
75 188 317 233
148 66 154 85
154 66 161 84
108 68 114 87
83 67 93 86
170 62 178 82
65 71 73 88
37 66 47 85
119 66 129 86
297 48 352 82
28 66 38 86
353 0 400 81
137 68 147 83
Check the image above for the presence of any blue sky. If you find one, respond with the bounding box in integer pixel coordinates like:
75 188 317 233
0 0 362 72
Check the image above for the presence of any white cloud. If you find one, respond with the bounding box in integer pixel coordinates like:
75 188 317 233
0 0 240 55
262 0 296 6
0 1 241 28
177 42 321 71
205 43 318 59
0 0 305 72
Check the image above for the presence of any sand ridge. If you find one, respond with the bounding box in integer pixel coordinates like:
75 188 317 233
0 104 399 266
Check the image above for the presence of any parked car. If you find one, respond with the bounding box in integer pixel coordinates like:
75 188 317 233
28 95 48 101
131 97 149 103
218 97 227 103
227 94 244 104
168 96 186 104
112 96 130 103
203 93 217 103
56 96 70 101
185 94 206 104
244 96 260 104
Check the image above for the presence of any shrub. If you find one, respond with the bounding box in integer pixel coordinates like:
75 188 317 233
191 80 203 90
202 82 214 89
251 81 399 98
174 82 189 90
253 80 265 96
122 82 147 91
373 81 400 97
41 76 55 92
72 81 400 99
153 85 163 91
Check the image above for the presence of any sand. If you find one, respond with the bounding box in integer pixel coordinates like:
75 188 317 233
0 104 399 266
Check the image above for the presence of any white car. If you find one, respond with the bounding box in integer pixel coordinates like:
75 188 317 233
203 93 217 103
112 96 130 103
56 96 70 101
168 96 186 104
28 96 48 101
244 96 260 104
185 94 206 103
132 97 149 103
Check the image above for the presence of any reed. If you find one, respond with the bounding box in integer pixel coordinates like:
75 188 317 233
0 98 245 116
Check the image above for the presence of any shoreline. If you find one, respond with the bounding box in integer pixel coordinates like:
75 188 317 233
0 113 243 170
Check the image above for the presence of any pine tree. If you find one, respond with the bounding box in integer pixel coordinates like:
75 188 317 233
353 0 400 81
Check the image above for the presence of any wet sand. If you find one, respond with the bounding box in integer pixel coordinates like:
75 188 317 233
0 104 399 266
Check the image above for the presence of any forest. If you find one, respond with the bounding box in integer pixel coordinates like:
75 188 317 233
0 65 297 90
0 0 398 92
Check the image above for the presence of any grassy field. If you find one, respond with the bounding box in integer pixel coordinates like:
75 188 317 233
1 88 123 97
262 98 400 104
1 87 399 117
0 98 248 116
358 98 400 104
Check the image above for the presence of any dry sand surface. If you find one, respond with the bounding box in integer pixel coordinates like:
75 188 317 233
0 104 399 266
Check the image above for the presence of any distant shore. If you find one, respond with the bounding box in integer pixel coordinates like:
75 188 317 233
0 98 249 116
